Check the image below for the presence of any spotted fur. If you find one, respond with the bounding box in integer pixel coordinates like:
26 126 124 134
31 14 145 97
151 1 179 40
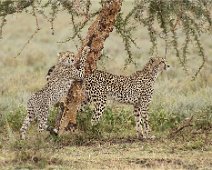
46 51 75 81
83 57 169 139
20 47 90 139
51 57 169 139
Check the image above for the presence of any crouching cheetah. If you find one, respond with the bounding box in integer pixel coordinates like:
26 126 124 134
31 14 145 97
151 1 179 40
20 46 90 139
52 56 169 139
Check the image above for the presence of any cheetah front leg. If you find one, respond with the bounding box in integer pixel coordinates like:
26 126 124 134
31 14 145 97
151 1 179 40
138 102 155 140
141 110 152 138
133 104 145 139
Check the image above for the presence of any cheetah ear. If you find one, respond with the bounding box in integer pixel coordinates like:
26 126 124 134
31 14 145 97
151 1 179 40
150 57 154 63
57 52 62 57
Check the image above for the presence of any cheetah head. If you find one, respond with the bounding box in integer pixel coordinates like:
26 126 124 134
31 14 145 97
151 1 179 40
57 51 76 66
149 57 170 71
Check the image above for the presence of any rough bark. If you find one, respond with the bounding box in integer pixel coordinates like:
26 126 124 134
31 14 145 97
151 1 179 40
57 0 122 135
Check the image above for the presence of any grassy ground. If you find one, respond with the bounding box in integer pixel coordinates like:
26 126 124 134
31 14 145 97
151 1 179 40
1 136 212 169
0 1 212 169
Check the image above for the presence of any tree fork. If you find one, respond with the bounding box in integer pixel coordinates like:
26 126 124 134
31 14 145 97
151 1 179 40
57 0 123 135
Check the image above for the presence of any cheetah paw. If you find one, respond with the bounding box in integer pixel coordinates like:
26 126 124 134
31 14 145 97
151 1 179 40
65 122 77 132
143 135 156 140
137 134 156 141
47 127 59 136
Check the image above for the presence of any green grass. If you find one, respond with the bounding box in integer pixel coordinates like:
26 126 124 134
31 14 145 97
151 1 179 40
0 1 212 169
0 106 212 169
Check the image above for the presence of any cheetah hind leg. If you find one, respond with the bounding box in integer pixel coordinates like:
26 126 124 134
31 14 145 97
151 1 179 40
20 110 35 140
141 113 156 140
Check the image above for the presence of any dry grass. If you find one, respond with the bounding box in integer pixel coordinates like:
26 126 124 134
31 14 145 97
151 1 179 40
0 1 212 169
0 135 212 169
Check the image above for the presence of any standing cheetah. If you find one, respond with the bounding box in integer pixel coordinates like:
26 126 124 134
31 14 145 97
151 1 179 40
20 46 90 139
83 57 169 139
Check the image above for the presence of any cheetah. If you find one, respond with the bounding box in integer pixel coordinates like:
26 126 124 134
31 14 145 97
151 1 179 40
83 57 169 139
50 56 169 139
20 46 90 139
46 51 75 81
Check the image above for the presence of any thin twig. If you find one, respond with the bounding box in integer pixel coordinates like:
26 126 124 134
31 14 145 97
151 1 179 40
168 115 194 138
172 17 180 31
57 13 89 43
0 16 6 39
16 29 40 57
50 2 58 35
192 33 206 80
32 1 40 30
164 38 168 59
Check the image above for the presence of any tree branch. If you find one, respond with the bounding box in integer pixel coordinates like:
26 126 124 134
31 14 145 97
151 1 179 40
57 0 123 135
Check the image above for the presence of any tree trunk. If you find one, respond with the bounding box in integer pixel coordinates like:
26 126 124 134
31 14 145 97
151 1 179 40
57 0 122 135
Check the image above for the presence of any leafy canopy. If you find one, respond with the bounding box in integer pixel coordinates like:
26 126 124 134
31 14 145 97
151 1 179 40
0 0 211 77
